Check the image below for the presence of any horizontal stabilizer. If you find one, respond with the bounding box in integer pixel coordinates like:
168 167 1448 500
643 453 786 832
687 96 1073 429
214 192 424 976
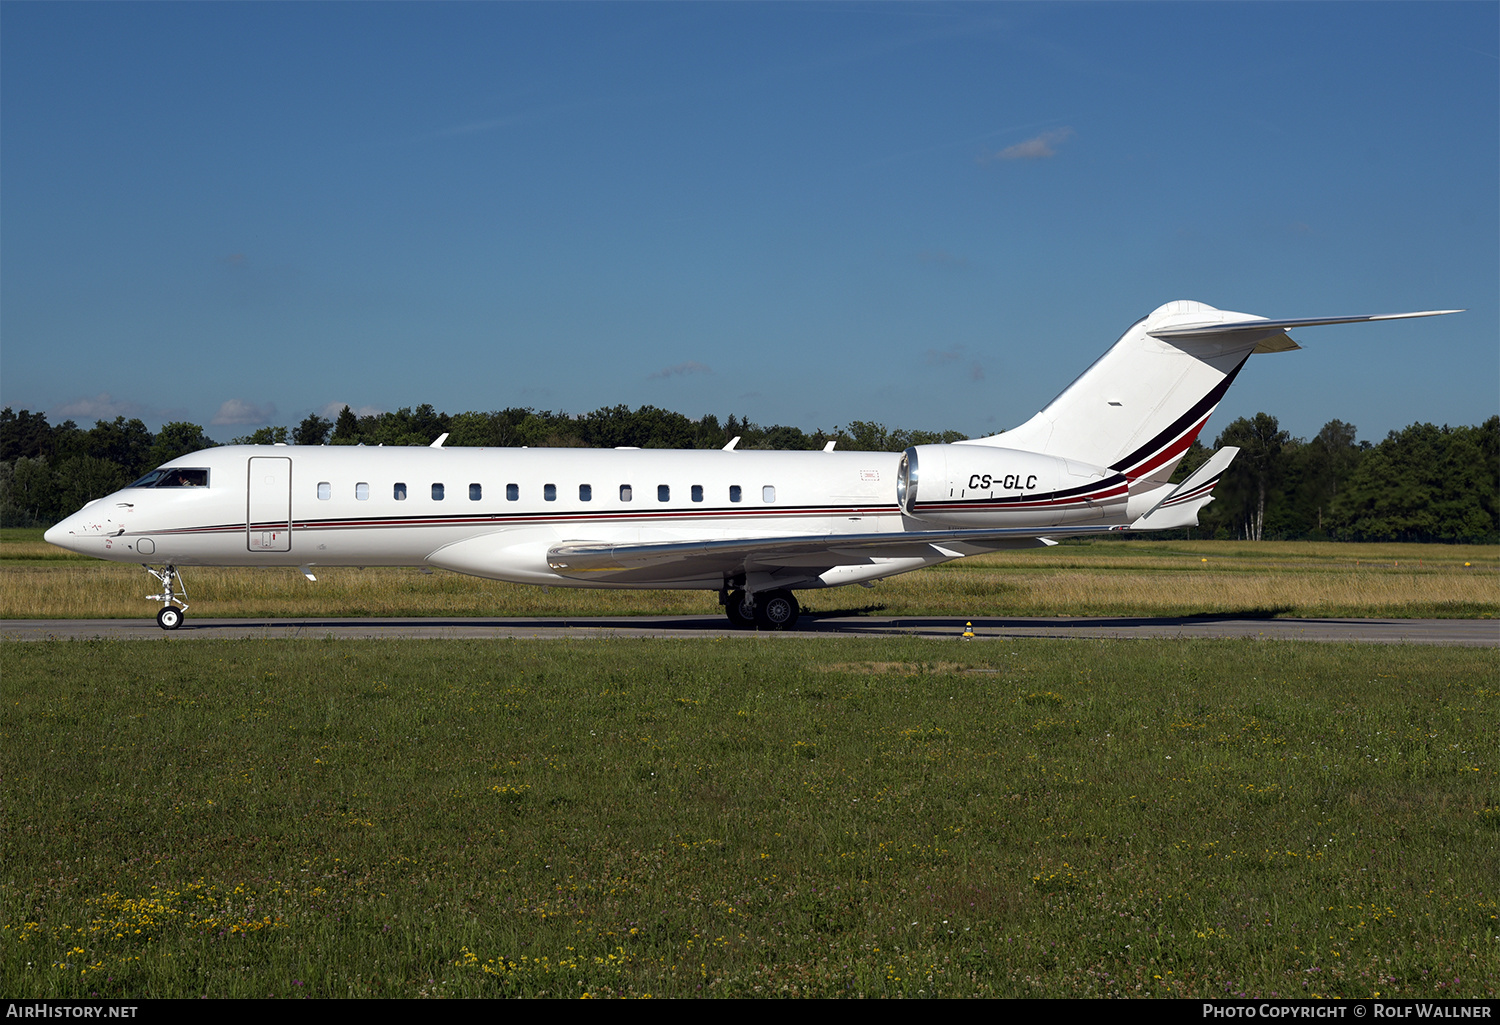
1148 310 1462 339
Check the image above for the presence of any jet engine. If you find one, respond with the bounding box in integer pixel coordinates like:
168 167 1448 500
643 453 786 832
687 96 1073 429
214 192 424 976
897 444 1127 528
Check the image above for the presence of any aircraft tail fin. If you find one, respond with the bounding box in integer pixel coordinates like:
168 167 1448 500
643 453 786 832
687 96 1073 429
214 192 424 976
961 301 1460 489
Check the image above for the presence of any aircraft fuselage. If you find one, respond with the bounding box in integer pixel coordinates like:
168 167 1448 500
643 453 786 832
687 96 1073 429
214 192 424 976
44 300 1461 628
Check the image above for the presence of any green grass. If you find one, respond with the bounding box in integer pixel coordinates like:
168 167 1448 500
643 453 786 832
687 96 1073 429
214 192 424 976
0 527 90 564
2 638 1495 997
3 530 1497 620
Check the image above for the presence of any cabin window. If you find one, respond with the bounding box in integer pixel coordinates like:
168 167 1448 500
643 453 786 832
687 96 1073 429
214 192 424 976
579 484 592 501
317 482 331 500
469 483 482 501
762 485 776 503
356 482 370 500
432 483 445 501
691 484 704 503
619 484 632 501
729 485 742 503
394 483 408 501
506 483 519 501
544 483 557 502
657 484 670 502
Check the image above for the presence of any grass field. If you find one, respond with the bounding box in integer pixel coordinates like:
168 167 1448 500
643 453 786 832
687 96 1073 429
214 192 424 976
3 529 1496 620
2 638 1495 998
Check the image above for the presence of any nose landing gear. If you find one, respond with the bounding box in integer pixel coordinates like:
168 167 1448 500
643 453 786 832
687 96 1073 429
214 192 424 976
145 565 189 630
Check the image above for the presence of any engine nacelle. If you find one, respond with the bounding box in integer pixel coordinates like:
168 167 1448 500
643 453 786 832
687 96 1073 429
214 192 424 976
897 444 1128 527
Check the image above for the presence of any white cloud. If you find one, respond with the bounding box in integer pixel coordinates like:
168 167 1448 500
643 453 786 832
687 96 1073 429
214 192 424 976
212 399 277 426
648 360 712 380
982 127 1075 162
319 401 384 421
52 392 144 421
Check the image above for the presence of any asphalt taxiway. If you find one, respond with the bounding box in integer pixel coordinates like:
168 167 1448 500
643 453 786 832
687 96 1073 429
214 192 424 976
1 615 1494 645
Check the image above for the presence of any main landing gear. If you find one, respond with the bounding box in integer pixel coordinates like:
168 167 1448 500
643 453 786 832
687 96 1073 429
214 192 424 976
145 565 189 630
722 589 801 631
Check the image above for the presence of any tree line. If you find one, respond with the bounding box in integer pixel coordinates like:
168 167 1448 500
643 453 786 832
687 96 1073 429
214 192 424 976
1180 413 1498 544
2 404 1494 542
0 404 963 527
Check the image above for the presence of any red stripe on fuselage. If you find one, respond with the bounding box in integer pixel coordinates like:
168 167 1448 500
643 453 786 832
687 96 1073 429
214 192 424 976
127 503 900 539
1117 411 1213 481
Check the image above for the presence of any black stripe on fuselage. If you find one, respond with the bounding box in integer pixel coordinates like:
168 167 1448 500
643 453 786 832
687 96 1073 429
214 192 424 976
127 502 900 538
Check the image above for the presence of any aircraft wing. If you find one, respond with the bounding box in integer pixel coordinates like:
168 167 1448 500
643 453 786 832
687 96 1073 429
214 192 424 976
545 525 1118 585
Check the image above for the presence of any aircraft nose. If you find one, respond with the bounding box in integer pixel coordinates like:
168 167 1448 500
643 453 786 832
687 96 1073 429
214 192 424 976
43 519 71 549
43 511 99 552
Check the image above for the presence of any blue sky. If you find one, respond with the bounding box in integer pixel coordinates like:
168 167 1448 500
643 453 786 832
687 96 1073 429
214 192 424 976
3 2 1494 447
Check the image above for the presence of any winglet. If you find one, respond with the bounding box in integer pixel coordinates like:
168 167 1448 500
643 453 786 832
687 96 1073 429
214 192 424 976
1130 446 1240 530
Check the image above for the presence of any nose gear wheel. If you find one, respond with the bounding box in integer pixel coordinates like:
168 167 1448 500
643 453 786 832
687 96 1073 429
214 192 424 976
145 565 189 630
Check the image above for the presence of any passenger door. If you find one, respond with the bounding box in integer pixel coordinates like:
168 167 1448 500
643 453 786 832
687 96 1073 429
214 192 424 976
247 456 292 552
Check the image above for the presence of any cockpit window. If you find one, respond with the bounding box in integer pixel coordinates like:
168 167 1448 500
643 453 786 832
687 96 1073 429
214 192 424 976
129 468 209 488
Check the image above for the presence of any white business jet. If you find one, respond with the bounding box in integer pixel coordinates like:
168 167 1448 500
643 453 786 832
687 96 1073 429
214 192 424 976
45 301 1459 630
